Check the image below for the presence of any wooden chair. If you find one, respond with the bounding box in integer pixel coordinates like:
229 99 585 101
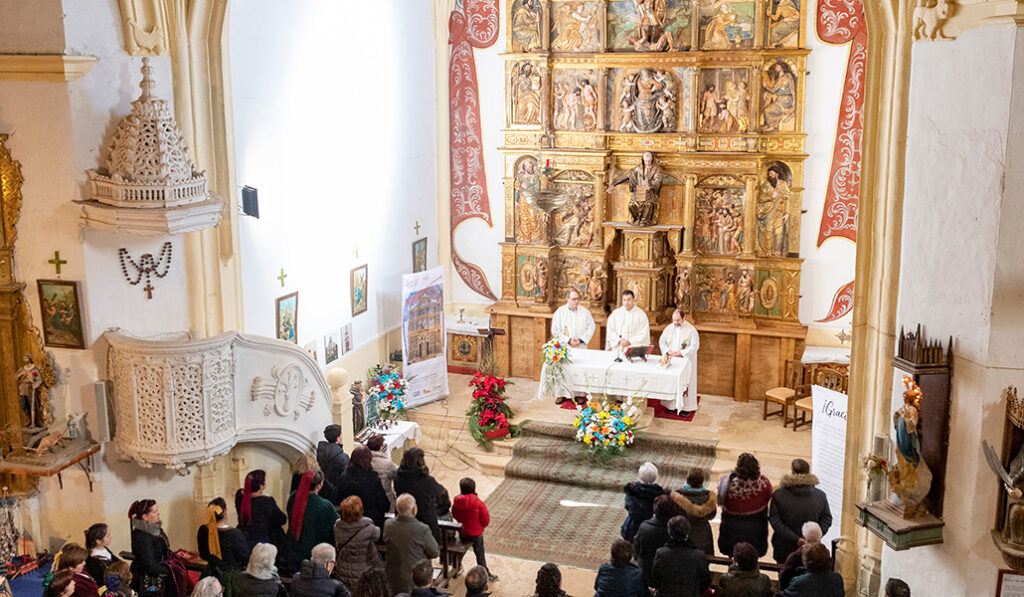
762 359 809 427
793 369 849 431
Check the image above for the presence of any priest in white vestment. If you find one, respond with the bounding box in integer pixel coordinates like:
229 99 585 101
659 308 700 414
605 290 651 351
550 289 595 347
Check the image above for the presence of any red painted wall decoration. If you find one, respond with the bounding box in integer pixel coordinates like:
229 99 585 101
816 279 854 323
816 0 866 247
449 0 500 301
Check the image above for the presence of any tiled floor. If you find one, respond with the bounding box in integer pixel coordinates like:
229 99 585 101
408 373 812 596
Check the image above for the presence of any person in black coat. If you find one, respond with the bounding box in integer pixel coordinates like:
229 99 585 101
779 522 822 591
236 469 288 549
532 562 573 597
393 448 448 540
769 459 833 563
289 543 351 597
333 446 389 529
594 539 651 597
633 495 680 587
198 497 251 594
783 543 844 597
84 523 121 585
650 516 710 597
317 425 350 503
128 499 183 597
621 462 665 541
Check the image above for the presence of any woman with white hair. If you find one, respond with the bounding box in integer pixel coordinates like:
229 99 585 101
779 521 822 591
235 543 286 597
191 577 223 597
620 461 665 541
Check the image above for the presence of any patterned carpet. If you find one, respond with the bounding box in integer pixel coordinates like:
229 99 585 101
485 422 717 569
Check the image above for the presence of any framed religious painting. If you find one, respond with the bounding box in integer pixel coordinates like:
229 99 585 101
324 331 340 364
36 280 86 349
341 323 354 354
275 291 298 343
351 265 368 316
996 569 1024 597
412 238 427 273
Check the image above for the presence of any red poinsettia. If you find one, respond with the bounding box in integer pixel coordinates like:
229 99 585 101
467 371 514 436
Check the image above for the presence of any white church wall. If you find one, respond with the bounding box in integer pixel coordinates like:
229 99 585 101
0 0 198 552
454 1 857 344
879 24 1024 597
230 0 439 374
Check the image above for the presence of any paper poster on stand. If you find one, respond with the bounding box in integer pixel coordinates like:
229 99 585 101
401 267 448 407
811 383 848 547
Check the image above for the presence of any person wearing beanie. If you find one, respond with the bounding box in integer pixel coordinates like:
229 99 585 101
317 425 349 504
716 542 772 597
621 462 665 542
769 459 832 563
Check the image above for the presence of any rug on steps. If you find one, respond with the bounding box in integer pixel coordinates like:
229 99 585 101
648 396 702 421
484 421 717 570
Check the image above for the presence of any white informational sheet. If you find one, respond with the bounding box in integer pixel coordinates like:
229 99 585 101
401 267 449 408
999 570 1024 597
811 384 849 546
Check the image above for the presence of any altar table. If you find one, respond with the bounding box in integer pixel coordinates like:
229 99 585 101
537 348 693 412
360 420 422 462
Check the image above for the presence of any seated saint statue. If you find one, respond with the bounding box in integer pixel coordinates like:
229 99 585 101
607 151 663 227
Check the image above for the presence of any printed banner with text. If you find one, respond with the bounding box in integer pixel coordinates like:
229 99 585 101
811 384 848 547
401 267 449 407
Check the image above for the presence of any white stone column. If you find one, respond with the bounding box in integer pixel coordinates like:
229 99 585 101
327 367 353 453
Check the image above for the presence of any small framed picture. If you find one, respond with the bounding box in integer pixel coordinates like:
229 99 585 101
37 280 87 349
275 292 299 343
303 340 319 364
997 569 1024 597
412 237 428 273
341 323 353 355
351 265 368 316
324 332 340 364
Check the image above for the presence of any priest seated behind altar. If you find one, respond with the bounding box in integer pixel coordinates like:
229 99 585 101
658 308 700 415
606 290 651 351
551 289 595 348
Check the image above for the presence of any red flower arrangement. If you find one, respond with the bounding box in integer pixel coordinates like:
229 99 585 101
467 372 517 446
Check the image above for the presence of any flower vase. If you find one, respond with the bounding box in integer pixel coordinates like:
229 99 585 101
868 473 886 502
484 427 510 440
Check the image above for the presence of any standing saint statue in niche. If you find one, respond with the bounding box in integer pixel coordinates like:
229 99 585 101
511 0 543 52
756 163 792 256
607 151 664 227
512 62 542 125
888 377 933 515
618 69 676 134
16 354 44 428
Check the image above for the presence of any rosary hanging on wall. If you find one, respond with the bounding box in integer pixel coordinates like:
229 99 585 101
118 242 172 299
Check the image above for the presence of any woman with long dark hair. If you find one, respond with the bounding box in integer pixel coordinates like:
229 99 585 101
393 447 448 540
334 446 389 530
84 523 121 585
197 497 250 596
234 470 287 548
717 453 773 557
128 499 189 597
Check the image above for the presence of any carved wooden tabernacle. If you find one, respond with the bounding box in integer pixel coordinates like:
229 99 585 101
493 1 809 400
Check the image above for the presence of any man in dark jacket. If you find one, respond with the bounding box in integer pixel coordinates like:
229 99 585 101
768 459 832 563
594 538 651 597
633 495 679 586
290 543 351 597
650 516 710 597
394 559 448 597
386 494 440 595
783 543 844 597
317 425 349 503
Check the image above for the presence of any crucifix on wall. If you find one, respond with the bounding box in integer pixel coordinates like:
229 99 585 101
48 251 67 276
277 268 287 287
414 221 421 235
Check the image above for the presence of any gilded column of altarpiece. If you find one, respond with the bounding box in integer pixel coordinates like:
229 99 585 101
500 0 807 332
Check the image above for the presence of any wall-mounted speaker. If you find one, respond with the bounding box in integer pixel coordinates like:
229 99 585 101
93 380 114 443
241 186 260 218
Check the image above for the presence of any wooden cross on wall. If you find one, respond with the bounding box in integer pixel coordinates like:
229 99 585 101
277 268 287 287
414 221 421 235
48 251 67 275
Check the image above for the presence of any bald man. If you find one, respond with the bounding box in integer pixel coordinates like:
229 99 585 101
658 308 699 415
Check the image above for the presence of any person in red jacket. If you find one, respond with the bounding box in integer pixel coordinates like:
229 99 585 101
450 478 498 582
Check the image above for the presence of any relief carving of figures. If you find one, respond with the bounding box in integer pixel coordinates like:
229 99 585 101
554 71 599 131
617 69 677 133
608 0 694 51
912 0 953 41
551 185 596 247
757 162 792 256
695 266 739 313
675 267 692 310
511 0 544 51
761 59 798 132
700 1 756 50
737 269 755 313
514 157 547 243
699 69 750 133
630 0 677 50
695 185 744 256
766 0 801 48
551 3 602 52
512 62 542 125
535 258 550 299
607 151 664 227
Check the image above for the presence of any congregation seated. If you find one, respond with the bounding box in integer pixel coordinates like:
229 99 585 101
394 448 450 541
885 577 910 597
593 538 650 597
716 542 772 597
236 469 288 549
100 561 134 597
384 493 440 595
366 434 399 512
335 446 389 529
717 453 773 557
532 562 573 597
393 558 445 597
782 543 844 597
193 577 223 597
633 495 681 587
286 471 340 571
45 569 76 597
54 542 99 597
768 458 832 563
84 523 121 586
351 568 391 597
779 522 821 591
317 425 350 503
289 543 352 597
464 565 491 597
670 468 717 556
236 543 287 597
621 462 665 542
333 496 382 589
651 516 710 597
197 497 251 594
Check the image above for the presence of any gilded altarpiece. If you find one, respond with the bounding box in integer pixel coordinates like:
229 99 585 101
494 0 808 400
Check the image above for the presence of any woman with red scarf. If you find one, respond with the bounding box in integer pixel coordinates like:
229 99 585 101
284 470 339 572
717 453 774 557
235 470 287 549
128 499 191 597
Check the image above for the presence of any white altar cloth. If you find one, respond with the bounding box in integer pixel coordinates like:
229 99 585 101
537 348 693 412
363 420 422 458
801 345 851 364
